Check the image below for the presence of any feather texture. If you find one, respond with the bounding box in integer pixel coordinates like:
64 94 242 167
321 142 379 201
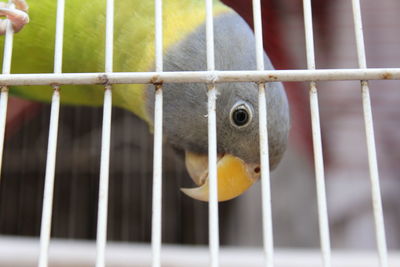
2 0 230 123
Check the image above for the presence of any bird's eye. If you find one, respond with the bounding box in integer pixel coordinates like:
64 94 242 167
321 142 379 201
232 108 249 126
230 102 253 128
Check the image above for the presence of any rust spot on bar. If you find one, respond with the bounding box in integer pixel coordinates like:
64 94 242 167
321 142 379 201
152 74 163 90
207 83 216 91
381 72 393 80
154 83 163 91
209 73 218 84
50 83 60 89
268 75 278 80
151 74 163 85
98 74 110 85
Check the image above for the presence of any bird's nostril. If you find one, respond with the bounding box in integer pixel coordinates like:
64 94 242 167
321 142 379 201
254 166 260 174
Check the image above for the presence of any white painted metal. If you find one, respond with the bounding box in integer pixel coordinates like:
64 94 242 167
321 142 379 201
205 0 215 72
205 1 219 266
1 4 13 75
351 1 388 266
38 0 65 266
38 89 60 267
308 82 331 266
302 1 331 267
207 84 219 267
0 68 398 86
53 0 65 75
252 1 274 266
105 0 114 74
302 0 315 69
2 236 400 267
352 0 367 70
258 83 274 267
252 0 264 71
360 81 388 267
0 88 8 177
152 85 163 267
95 0 114 266
96 85 112 267
151 0 163 266
0 2 14 181
154 0 163 72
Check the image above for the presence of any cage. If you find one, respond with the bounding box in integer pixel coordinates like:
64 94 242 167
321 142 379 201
0 0 399 266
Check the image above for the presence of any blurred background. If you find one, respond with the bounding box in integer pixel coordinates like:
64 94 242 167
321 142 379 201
1 0 400 251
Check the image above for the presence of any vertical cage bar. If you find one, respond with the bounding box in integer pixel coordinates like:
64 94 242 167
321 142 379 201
258 82 273 267
96 86 112 267
154 0 163 72
38 89 60 267
0 1 15 181
151 0 163 266
252 1 274 266
53 0 65 75
205 0 215 72
351 1 388 266
205 1 219 267
207 84 219 267
1 5 13 74
38 0 65 265
95 0 114 266
308 82 331 267
302 1 331 266
104 0 114 74
352 0 367 70
252 0 264 71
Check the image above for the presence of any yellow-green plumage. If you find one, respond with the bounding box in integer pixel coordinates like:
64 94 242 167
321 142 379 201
2 0 230 123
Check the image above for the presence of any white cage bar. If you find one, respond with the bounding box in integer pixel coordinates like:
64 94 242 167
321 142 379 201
2 236 400 267
302 1 331 266
252 0 274 266
205 0 220 267
151 0 163 266
0 68 398 86
0 1 14 180
95 0 114 266
351 1 388 266
37 0 65 266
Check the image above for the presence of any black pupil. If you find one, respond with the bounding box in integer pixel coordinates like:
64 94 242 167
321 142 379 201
233 108 249 126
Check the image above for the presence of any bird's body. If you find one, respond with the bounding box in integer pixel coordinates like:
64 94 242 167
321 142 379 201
2 0 290 201
6 0 229 123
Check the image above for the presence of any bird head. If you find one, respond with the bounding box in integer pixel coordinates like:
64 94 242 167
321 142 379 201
146 12 290 202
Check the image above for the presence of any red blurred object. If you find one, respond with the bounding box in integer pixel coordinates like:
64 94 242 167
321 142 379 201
6 97 42 138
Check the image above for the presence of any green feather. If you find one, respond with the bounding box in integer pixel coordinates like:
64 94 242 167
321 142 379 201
1 0 230 123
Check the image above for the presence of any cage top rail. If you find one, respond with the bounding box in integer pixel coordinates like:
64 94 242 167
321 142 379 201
0 68 398 86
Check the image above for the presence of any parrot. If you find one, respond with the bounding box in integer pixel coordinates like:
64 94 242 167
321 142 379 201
0 0 290 202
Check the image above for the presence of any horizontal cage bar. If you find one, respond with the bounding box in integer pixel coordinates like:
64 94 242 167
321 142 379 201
0 68 398 86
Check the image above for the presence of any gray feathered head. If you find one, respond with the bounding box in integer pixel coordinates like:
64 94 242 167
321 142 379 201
147 12 290 201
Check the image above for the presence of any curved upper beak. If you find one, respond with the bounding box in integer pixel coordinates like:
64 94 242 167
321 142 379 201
181 151 260 202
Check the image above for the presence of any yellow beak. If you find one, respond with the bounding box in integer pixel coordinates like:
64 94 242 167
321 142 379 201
181 152 260 202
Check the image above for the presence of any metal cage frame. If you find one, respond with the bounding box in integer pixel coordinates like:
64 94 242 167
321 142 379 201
0 0 398 266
